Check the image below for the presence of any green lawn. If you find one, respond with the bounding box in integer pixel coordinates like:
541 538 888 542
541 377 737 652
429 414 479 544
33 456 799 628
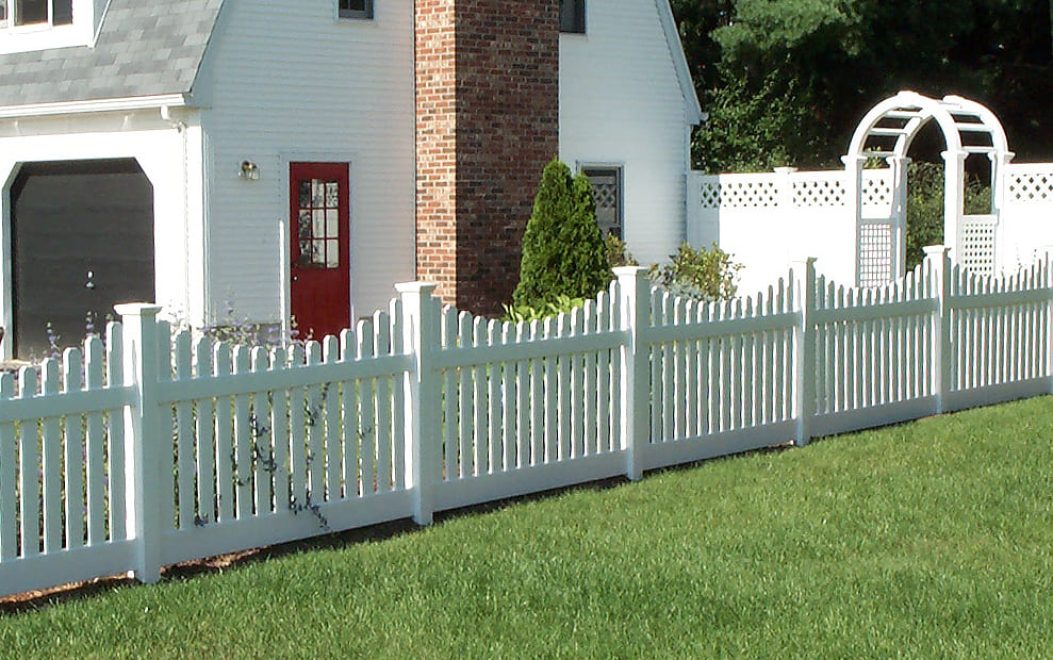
2 397 1053 658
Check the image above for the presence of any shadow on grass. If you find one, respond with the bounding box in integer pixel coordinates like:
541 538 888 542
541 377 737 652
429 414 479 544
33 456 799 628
0 438 806 617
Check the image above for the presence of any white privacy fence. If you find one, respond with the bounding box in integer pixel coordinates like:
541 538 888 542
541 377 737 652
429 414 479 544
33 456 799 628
1 248 1052 598
689 168 901 294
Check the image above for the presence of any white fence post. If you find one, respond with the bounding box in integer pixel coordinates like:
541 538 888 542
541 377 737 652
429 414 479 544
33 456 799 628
924 245 952 414
396 282 438 525
615 267 650 480
792 258 817 446
114 303 164 584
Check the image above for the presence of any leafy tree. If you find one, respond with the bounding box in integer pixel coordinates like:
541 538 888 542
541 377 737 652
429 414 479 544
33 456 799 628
672 0 1053 171
513 159 610 309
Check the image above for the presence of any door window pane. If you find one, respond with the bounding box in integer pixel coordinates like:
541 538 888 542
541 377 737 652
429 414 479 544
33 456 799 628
296 177 342 269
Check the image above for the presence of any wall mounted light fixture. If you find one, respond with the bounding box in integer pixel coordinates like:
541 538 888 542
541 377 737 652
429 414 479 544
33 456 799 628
239 160 260 180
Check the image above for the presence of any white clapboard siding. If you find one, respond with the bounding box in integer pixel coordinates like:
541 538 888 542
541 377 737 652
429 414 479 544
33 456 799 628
3 251 1053 600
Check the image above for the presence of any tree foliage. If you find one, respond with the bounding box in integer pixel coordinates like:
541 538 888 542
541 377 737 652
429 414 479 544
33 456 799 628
672 0 1053 171
513 159 610 310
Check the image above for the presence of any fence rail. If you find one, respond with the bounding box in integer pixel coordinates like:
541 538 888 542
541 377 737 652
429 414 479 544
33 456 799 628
1 247 1051 598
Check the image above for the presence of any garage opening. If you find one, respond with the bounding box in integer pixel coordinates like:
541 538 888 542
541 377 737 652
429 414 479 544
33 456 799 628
11 159 155 358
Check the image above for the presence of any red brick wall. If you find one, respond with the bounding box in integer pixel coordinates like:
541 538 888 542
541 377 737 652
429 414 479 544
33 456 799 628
415 0 560 315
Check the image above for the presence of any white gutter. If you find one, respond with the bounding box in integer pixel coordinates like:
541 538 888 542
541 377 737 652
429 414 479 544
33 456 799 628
0 93 190 119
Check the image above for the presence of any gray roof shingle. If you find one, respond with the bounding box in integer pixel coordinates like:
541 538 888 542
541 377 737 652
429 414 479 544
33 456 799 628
0 0 224 108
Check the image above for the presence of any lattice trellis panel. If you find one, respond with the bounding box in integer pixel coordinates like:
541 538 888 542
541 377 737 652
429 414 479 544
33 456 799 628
858 223 894 287
793 179 846 208
959 218 996 276
699 182 722 209
699 180 780 209
862 176 893 207
1006 170 1053 205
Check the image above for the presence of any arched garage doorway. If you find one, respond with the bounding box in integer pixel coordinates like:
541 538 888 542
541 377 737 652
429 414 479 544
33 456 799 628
10 159 155 358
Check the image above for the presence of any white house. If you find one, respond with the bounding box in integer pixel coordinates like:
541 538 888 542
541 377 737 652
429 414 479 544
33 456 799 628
0 0 701 357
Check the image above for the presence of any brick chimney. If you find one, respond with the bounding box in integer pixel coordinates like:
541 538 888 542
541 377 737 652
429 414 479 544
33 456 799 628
415 0 560 315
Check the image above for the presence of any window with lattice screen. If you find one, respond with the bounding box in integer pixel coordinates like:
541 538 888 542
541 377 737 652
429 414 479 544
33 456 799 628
583 166 622 239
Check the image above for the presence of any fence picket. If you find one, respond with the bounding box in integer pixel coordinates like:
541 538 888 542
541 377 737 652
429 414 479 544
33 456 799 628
41 359 62 553
357 324 377 494
174 331 194 529
373 316 393 493
583 300 597 455
457 313 472 479
270 346 290 506
503 322 516 470
195 338 215 526
490 321 504 471
472 318 487 476
106 323 126 541
0 374 13 560
287 343 307 505
442 308 457 481
528 320 543 464
340 330 357 498
19 367 39 558
318 334 339 501
252 346 274 513
63 349 85 549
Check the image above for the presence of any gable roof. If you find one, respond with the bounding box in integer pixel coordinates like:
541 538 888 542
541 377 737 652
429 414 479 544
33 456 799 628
0 0 224 111
655 0 703 125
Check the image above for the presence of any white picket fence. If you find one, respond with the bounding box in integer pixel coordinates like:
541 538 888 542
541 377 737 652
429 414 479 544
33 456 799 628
1 247 1052 598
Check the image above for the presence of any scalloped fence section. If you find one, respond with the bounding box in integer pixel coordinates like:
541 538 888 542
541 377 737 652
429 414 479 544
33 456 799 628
1 251 1052 597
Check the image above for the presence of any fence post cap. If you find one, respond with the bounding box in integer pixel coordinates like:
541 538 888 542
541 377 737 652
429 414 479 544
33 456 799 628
395 282 438 296
922 245 951 256
113 303 163 317
612 266 648 279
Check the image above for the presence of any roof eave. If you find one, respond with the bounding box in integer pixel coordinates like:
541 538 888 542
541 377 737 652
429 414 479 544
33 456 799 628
656 0 703 125
0 93 191 119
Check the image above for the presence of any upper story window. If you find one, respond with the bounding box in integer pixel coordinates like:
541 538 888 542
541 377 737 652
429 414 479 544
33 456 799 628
560 0 585 34
339 0 373 20
0 0 73 29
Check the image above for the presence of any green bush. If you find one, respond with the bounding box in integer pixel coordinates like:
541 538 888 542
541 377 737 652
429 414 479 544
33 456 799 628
513 159 610 310
650 242 742 302
503 295 586 324
906 162 993 271
605 234 639 270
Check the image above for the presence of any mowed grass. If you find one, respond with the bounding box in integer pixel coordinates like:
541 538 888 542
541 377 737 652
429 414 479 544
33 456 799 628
2 397 1053 658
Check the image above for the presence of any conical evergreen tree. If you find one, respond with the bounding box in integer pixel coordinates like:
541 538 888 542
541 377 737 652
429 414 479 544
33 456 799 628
514 159 610 309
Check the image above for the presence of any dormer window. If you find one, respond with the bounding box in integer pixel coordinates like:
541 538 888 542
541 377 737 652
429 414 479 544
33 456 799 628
0 0 74 28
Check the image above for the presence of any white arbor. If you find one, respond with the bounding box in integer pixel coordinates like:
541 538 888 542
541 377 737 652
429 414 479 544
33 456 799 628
845 91 1012 277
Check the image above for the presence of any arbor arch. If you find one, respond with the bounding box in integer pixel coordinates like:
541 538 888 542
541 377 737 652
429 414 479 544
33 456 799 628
844 91 1014 280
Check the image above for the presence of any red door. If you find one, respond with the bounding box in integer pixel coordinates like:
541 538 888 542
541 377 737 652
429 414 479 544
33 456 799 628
290 163 350 340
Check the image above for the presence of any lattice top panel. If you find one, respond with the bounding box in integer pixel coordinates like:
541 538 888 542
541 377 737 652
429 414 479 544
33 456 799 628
792 178 846 208
1005 168 1053 205
698 180 780 209
862 175 893 208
